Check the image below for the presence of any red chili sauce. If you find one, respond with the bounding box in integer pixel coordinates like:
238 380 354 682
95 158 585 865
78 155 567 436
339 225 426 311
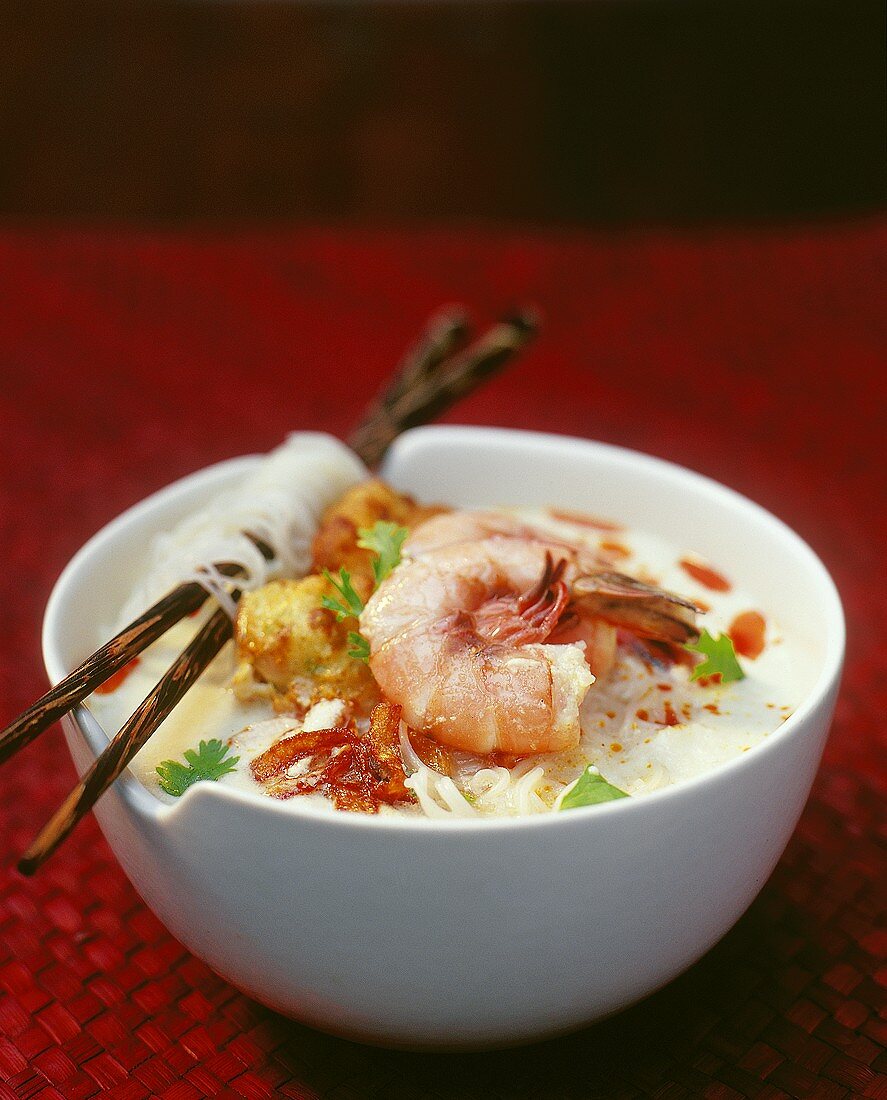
548 509 624 532
94 658 141 695
728 611 767 659
678 556 732 592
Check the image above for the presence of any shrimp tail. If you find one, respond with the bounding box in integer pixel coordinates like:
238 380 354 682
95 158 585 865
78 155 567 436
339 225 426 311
471 552 570 644
572 571 701 645
516 553 569 633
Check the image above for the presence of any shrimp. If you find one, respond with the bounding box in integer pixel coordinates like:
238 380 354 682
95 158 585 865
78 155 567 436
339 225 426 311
402 509 604 561
401 509 665 683
361 539 589 754
403 510 612 675
359 529 700 755
403 510 545 557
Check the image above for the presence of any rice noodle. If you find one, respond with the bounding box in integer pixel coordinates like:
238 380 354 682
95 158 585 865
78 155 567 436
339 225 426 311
119 433 366 626
398 726 478 818
461 759 549 816
398 727 554 818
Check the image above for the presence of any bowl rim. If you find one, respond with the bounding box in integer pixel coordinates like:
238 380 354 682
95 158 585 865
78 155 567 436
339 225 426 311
42 425 846 834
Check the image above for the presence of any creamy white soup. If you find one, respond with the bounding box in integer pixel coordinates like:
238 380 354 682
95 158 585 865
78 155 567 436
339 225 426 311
90 499 817 819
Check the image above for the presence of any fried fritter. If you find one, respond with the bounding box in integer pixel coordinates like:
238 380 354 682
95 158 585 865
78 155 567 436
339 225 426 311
234 574 379 713
235 480 446 713
311 478 444 594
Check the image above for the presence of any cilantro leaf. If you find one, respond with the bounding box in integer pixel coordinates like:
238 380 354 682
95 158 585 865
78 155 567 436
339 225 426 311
321 568 365 621
347 631 371 662
156 739 240 797
319 523 407 664
560 766 628 810
684 629 745 683
357 522 408 584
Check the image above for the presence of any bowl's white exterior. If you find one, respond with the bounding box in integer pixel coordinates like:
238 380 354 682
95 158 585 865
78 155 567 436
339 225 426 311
43 427 844 1049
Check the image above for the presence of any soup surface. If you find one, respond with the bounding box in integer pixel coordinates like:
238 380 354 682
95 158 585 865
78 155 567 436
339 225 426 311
89 497 818 818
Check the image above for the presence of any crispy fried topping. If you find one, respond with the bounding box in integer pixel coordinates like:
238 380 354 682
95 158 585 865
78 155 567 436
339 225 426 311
249 702 413 813
409 730 453 776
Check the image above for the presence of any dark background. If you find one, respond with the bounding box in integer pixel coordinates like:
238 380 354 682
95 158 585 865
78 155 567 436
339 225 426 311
3 0 884 227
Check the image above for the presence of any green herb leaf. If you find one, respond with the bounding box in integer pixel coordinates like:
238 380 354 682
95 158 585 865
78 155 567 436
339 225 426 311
347 631 371 662
156 739 240 798
560 766 628 810
321 568 365 620
357 522 408 584
320 524 407 664
684 628 745 683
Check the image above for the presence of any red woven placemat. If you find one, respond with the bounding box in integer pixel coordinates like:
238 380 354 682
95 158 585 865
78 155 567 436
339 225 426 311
0 220 884 1099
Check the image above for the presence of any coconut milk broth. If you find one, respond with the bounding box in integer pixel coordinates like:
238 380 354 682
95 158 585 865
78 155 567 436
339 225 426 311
88 507 819 813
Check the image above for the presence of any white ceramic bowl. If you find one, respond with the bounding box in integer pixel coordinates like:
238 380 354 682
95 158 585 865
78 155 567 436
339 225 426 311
42 427 844 1050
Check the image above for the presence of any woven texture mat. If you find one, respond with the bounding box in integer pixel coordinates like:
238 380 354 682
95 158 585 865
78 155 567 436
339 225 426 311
0 221 884 1099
